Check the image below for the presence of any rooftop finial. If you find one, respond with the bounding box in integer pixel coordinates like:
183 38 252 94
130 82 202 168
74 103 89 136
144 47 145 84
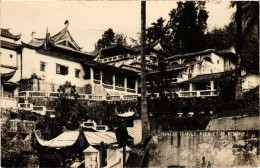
64 20 69 25
31 32 35 39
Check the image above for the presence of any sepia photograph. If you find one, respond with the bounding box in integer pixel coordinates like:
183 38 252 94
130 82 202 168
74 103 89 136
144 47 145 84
0 1 259 167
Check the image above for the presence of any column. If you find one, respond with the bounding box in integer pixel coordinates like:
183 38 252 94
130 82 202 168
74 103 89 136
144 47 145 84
1 85 3 97
90 68 94 85
210 80 214 96
90 68 94 94
135 79 139 94
100 70 103 86
179 59 182 64
112 73 115 90
124 76 127 92
189 83 193 91
189 83 193 97
210 80 214 90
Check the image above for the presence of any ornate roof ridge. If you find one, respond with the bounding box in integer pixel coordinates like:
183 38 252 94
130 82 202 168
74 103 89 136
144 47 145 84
0 28 21 41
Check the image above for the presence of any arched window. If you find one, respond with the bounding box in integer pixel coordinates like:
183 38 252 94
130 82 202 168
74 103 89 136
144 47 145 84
170 62 178 65
183 58 196 64
203 57 212 62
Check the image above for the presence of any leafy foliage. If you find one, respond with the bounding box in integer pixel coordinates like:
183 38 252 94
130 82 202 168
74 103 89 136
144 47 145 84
145 1 209 56
95 28 128 50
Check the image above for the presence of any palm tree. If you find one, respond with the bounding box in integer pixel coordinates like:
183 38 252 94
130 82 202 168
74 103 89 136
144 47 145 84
141 1 150 142
231 1 259 100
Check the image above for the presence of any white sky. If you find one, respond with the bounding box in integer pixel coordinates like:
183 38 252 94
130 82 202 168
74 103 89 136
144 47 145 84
0 1 235 52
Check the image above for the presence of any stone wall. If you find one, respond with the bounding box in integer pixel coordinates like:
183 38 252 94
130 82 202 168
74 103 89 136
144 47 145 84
206 116 259 131
148 130 259 167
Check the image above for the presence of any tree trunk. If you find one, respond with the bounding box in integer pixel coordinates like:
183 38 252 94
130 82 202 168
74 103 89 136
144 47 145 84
235 1 244 100
141 1 150 142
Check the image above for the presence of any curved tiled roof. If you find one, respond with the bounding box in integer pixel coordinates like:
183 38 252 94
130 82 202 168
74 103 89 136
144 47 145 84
1 70 16 82
0 28 21 41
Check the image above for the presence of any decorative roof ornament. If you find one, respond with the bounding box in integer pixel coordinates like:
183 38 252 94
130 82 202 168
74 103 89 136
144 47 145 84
31 32 35 39
64 20 69 26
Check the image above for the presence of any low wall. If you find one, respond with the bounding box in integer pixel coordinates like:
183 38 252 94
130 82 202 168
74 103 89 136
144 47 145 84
148 130 259 167
206 116 259 131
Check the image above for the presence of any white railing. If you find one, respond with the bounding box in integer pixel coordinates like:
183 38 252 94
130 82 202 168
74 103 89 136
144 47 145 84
107 95 121 101
100 54 130 63
89 95 103 101
177 90 217 98
123 95 138 100
93 79 101 85
18 103 33 111
32 106 46 115
103 83 113 90
1 97 18 109
148 90 218 98
115 86 125 92
127 88 136 93
18 91 139 101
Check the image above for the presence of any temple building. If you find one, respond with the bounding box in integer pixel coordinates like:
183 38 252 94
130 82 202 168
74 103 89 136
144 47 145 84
0 28 22 110
147 48 259 98
95 42 159 73
20 21 139 97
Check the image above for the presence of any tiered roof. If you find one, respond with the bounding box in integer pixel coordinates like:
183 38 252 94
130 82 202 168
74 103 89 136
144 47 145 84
22 21 98 60
0 28 21 41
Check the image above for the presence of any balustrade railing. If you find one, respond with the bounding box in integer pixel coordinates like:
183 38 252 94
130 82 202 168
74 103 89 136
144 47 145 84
94 80 101 85
103 83 113 89
107 96 121 101
18 91 139 102
89 95 103 100
115 86 125 92
18 103 33 111
123 95 138 100
127 88 136 93
177 90 218 98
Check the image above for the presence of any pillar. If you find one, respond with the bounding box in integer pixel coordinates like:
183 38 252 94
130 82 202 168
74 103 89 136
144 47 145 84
210 80 214 90
189 83 193 91
120 146 131 168
90 68 94 85
135 79 139 94
90 68 94 94
179 59 182 64
124 76 127 92
100 70 103 86
1 85 3 97
112 73 115 90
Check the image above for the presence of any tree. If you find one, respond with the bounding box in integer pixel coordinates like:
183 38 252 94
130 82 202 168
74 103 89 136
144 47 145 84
141 1 150 142
166 1 209 55
230 1 259 100
95 28 115 50
95 28 128 50
205 22 236 51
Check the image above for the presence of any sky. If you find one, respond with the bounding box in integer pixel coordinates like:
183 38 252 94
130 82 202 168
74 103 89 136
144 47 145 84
0 1 235 52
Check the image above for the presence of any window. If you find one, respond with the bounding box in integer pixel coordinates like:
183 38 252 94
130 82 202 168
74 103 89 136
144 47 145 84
40 61 46 72
56 64 68 75
75 69 80 78
10 54 13 58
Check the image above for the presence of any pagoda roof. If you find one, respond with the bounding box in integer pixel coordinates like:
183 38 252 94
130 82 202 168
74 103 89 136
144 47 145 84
0 28 21 41
35 130 118 148
0 40 21 51
22 21 98 58
100 43 139 58
1 70 16 82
